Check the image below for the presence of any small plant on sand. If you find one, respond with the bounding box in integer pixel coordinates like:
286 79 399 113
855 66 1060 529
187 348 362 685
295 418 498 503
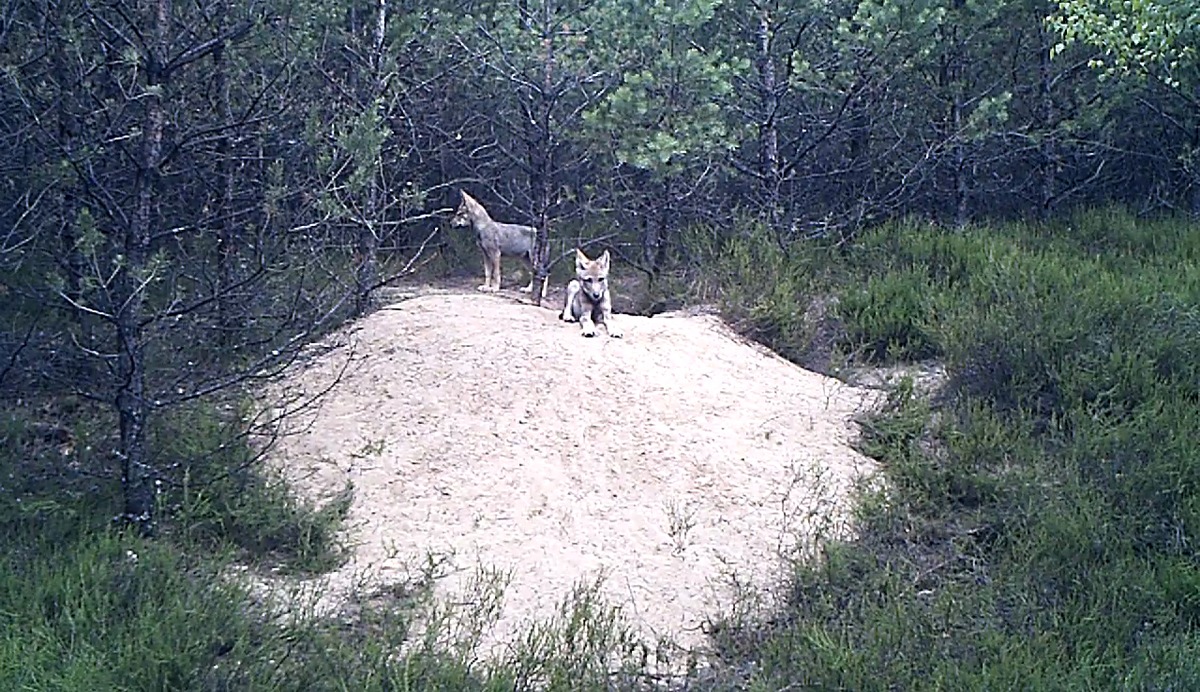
664 498 698 554
351 437 389 459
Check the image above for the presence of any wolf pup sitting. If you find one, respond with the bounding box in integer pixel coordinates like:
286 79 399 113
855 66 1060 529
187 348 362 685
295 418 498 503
560 248 622 338
450 190 548 295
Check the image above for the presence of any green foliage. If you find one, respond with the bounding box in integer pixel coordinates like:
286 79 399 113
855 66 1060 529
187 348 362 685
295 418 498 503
0 513 665 690
0 398 351 574
1049 0 1199 86
0 529 256 690
697 221 838 368
7 206 1200 688
857 380 1037 522
337 101 390 196
582 0 746 176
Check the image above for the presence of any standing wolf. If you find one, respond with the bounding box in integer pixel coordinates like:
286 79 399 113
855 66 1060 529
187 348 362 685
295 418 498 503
560 248 622 338
450 190 547 295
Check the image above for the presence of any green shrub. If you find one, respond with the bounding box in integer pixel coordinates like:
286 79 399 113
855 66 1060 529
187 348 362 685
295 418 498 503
689 224 852 373
837 269 941 362
153 402 351 573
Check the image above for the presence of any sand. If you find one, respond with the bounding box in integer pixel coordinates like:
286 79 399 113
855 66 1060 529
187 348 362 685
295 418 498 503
265 285 881 658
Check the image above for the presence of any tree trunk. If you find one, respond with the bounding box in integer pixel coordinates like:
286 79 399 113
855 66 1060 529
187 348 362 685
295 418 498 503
117 0 171 533
355 192 380 315
527 19 555 308
1191 161 1200 219
944 24 968 230
952 89 968 229
354 0 388 316
527 106 551 307
651 178 673 273
640 178 662 271
214 0 239 341
755 4 782 227
52 17 84 311
1037 28 1058 219
529 152 550 307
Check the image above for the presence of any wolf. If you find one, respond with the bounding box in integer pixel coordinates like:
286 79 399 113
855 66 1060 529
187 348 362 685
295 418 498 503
560 248 622 338
450 190 548 295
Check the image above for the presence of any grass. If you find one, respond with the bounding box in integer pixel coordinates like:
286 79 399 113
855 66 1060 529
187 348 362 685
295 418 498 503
0 525 256 690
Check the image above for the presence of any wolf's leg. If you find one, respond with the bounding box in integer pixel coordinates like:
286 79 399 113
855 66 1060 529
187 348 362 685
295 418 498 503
489 251 503 291
602 311 622 338
561 280 581 322
478 249 493 292
579 310 597 337
578 298 597 337
520 257 534 292
597 295 622 338
479 249 500 292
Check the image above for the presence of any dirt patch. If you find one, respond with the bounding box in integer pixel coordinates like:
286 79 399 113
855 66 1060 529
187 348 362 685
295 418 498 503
266 284 882 658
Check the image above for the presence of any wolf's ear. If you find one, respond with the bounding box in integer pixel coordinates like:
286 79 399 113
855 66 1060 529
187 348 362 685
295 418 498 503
459 190 469 203
575 248 590 270
598 250 610 269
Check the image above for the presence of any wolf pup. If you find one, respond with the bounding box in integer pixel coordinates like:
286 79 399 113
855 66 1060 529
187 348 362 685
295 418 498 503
560 248 622 338
450 190 548 295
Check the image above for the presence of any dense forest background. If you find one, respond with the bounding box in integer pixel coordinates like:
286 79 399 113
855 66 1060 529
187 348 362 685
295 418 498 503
2 1 1200 687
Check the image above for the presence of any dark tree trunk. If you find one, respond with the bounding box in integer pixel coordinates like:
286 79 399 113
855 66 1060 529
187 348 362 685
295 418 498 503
939 22 969 230
117 0 171 533
527 113 552 304
640 183 662 273
527 20 555 308
1191 168 1200 219
755 5 782 226
647 179 673 273
1037 29 1058 219
52 17 84 309
949 22 969 230
355 191 380 315
952 89 968 229
1190 83 1200 218
214 0 239 340
354 0 388 316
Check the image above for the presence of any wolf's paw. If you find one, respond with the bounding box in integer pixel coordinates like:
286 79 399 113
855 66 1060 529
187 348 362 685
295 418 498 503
581 326 596 337
477 284 497 292
607 328 623 339
559 311 573 322
519 284 533 293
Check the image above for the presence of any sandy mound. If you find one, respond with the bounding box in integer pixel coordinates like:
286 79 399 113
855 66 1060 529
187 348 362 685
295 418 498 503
268 286 880 656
